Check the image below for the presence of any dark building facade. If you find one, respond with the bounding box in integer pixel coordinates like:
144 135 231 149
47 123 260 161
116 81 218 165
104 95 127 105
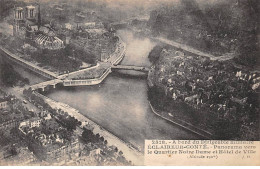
13 4 64 50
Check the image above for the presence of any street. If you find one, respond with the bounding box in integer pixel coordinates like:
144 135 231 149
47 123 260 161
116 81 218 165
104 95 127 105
1 84 41 114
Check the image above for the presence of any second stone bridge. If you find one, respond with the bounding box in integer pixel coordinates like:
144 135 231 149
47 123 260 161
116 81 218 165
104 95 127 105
111 65 150 73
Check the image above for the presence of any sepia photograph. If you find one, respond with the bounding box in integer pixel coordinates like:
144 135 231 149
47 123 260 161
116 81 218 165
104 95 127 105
0 0 259 166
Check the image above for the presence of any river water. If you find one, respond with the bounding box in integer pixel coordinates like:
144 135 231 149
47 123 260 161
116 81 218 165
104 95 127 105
45 30 200 150
1 29 200 151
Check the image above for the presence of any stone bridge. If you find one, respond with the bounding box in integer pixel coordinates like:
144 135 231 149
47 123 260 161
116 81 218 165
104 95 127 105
111 65 150 73
30 79 63 91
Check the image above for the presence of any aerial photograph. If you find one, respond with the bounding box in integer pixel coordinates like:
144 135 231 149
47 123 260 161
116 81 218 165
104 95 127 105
0 0 259 166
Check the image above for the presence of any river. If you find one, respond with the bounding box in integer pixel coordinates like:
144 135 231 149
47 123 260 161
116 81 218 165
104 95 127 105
45 29 200 150
1 29 200 151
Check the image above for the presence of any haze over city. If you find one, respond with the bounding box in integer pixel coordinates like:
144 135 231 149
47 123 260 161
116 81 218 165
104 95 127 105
0 0 259 166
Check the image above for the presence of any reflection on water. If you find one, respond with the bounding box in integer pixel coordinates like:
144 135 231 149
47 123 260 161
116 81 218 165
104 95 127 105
117 29 156 67
44 30 200 151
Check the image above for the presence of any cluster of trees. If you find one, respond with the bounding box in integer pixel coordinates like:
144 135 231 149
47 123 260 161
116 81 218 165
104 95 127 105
0 62 29 87
148 0 258 67
65 44 97 65
69 32 119 65
56 113 81 131
31 47 82 73
81 128 130 165
82 128 107 145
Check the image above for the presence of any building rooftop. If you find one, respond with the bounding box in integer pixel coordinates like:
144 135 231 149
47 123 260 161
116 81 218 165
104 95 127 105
26 5 35 9
15 7 23 11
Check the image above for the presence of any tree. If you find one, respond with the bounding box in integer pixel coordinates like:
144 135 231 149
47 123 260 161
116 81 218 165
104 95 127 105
78 121 82 126
100 136 104 142
82 129 95 143
148 45 163 64
96 133 100 139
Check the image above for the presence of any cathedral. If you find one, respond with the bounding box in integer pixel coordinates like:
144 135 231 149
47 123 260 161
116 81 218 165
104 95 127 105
13 4 64 50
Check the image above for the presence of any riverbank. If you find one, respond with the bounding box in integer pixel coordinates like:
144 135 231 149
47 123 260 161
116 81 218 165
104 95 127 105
35 92 144 165
128 27 234 62
0 46 57 79
148 101 212 139
153 37 235 61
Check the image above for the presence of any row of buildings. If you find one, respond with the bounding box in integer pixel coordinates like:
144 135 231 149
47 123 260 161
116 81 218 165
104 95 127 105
18 112 82 163
149 48 259 140
0 94 26 132
0 91 37 165
0 90 81 164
